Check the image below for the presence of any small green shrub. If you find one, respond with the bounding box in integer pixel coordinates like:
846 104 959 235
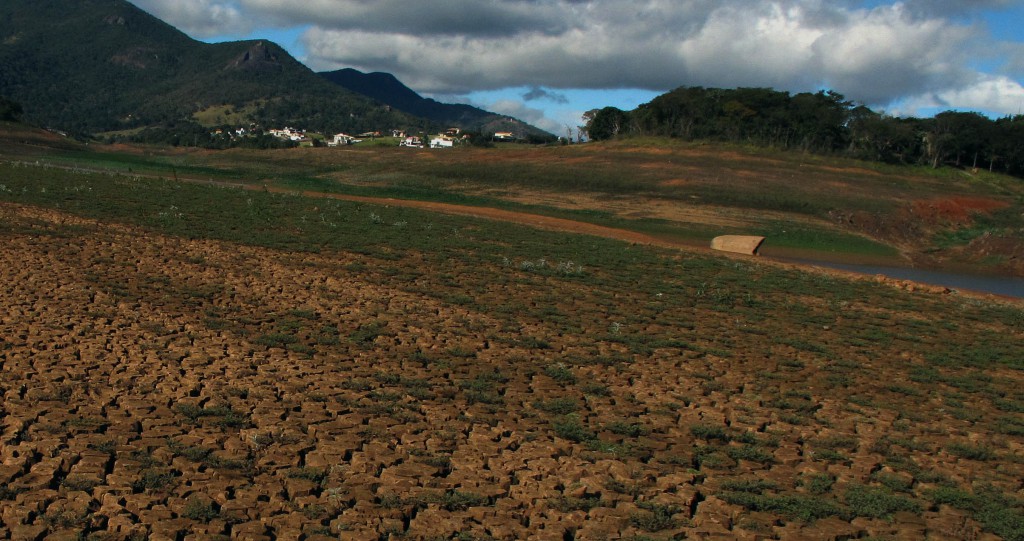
929 486 1024 541
606 421 649 437
543 363 577 384
581 383 611 396
182 497 220 522
801 472 836 495
255 332 298 348
720 491 848 521
844 484 921 519
721 478 778 494
533 397 579 415
552 414 595 443
813 449 849 463
349 321 388 346
690 424 730 442
287 467 328 486
132 468 176 492
727 445 774 464
630 502 682 531
947 442 996 461
872 472 914 493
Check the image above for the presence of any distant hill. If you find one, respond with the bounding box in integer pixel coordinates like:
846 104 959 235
0 0 419 135
320 68 553 139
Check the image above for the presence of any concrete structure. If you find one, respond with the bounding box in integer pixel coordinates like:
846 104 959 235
711 235 766 255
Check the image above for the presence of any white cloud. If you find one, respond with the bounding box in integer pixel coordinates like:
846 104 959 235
295 0 1020 112
896 75 1024 116
812 4 978 103
133 0 251 38
136 0 1024 119
486 99 564 133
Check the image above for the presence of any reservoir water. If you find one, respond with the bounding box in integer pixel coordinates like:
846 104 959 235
777 259 1024 299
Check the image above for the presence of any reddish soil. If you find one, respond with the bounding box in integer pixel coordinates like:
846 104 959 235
910 197 1010 227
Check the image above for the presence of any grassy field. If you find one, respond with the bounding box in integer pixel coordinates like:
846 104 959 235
1 149 1023 539
5 122 1022 273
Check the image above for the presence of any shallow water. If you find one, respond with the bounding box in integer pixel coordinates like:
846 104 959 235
777 258 1024 298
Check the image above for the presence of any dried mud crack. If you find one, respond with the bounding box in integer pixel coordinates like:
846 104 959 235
1 201 1022 540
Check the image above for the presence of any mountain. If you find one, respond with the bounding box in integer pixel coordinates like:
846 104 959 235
320 68 554 139
0 0 419 135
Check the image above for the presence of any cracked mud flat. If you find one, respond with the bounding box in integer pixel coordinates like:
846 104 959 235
1 202 1022 541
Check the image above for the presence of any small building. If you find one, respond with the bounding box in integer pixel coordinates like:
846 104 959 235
400 136 423 148
327 133 361 147
269 127 306 141
430 137 454 149
710 235 766 256
494 131 516 142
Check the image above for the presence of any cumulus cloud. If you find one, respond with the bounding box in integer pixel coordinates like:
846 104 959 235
292 0 1020 112
133 0 251 38
136 0 1024 117
896 75 1024 116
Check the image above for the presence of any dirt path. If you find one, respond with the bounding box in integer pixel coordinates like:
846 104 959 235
265 185 699 250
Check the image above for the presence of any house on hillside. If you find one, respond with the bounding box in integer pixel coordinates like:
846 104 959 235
269 127 306 142
430 136 454 149
327 133 361 147
494 131 516 142
400 136 423 148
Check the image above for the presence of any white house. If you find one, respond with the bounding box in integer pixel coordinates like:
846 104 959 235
430 137 454 149
327 133 361 147
269 127 306 141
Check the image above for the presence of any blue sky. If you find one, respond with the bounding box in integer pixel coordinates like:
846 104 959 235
134 0 1024 134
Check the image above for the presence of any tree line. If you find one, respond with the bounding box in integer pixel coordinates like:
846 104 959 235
583 86 1024 178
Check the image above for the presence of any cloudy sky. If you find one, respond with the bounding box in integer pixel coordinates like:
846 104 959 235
133 0 1024 134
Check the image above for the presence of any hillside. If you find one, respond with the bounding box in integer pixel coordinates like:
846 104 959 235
0 0 419 135
320 68 553 138
1 134 1022 539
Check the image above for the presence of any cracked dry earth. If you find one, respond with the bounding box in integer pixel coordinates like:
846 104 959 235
0 202 1022 541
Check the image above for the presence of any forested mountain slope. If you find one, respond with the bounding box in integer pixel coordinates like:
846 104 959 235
0 0 417 135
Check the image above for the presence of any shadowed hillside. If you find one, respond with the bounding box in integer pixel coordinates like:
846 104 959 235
0 0 417 135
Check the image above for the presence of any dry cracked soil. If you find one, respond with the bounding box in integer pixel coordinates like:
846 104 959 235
1 201 1022 541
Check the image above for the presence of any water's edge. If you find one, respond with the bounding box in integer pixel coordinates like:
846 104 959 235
774 258 1024 299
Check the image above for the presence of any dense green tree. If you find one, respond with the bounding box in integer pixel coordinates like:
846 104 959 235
583 84 1024 180
0 97 22 122
848 109 921 164
992 115 1024 175
585 107 630 141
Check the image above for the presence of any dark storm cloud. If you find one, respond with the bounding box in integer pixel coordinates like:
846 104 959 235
239 0 572 37
522 87 571 104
